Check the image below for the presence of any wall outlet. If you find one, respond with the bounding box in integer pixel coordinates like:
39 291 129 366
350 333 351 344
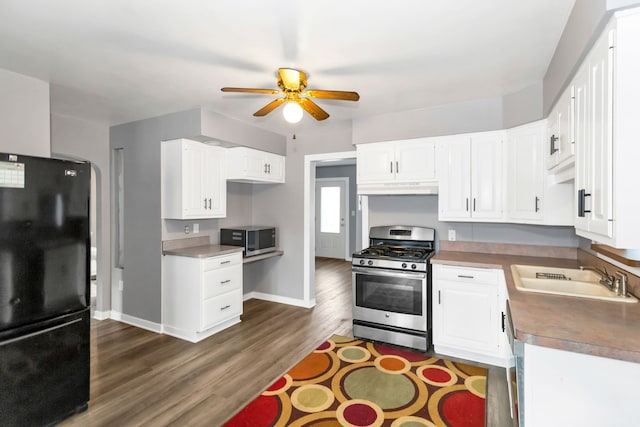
118 280 123 291
184 225 190 234
448 229 456 241
193 223 199 233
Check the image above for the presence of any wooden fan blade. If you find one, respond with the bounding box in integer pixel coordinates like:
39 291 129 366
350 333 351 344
304 90 360 101
298 98 329 121
253 98 286 116
221 87 280 95
278 68 306 91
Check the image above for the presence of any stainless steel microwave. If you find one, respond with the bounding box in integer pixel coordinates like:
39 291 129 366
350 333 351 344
220 227 276 257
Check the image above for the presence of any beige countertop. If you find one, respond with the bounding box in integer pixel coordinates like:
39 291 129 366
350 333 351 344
162 244 244 258
432 249 640 364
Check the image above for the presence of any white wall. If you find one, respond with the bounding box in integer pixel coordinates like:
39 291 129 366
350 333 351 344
0 69 50 157
51 113 111 314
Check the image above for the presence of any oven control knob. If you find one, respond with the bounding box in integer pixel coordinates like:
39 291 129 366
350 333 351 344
359 259 365 265
368 260 373 266
411 264 417 270
402 263 407 269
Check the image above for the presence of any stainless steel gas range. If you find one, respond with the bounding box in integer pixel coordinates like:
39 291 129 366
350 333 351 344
352 225 436 352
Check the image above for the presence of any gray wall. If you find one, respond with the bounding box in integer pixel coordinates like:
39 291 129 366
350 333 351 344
316 164 358 256
51 114 111 313
502 83 544 129
0 68 50 157
352 97 504 144
367 196 579 249
244 120 355 300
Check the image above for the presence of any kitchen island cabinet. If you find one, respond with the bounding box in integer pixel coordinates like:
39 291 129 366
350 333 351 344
163 248 243 343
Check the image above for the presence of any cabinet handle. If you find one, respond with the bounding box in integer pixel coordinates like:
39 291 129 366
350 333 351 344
396 161 399 174
535 196 540 212
466 198 469 212
550 134 559 155
221 279 231 285
268 164 271 174
220 305 231 311
220 260 231 265
438 290 441 304
208 198 212 209
473 198 476 212
458 275 474 279
390 161 393 174
501 312 506 332
577 189 591 217
204 198 208 209
264 163 268 173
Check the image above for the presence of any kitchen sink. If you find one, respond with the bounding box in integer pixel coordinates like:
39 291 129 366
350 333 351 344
510 265 638 303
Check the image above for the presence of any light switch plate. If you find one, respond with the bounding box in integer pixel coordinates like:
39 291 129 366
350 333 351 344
448 229 456 241
193 223 199 233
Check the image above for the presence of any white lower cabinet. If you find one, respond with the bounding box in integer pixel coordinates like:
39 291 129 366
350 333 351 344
432 263 510 367
163 252 243 342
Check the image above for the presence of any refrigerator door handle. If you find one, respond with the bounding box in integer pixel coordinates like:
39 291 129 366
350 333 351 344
0 318 82 347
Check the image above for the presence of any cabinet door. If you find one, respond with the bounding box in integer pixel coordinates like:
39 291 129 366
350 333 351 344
587 29 614 238
557 85 575 165
574 63 590 232
471 134 504 219
264 152 285 183
356 142 395 184
181 142 209 218
203 146 226 217
438 138 471 219
507 122 544 221
435 279 500 354
394 139 437 182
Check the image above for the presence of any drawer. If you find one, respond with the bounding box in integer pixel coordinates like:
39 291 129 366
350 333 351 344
200 289 243 331
202 265 242 299
203 252 241 271
436 264 500 284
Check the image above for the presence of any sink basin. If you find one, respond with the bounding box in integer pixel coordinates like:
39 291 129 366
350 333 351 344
511 265 638 303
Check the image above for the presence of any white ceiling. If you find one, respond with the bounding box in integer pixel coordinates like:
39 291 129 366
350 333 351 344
0 0 575 136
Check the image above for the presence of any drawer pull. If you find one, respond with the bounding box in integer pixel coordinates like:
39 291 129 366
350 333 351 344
220 305 231 311
458 275 474 279
221 280 231 285
221 260 231 265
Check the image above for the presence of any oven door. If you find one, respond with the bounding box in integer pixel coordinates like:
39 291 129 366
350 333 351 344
352 266 427 332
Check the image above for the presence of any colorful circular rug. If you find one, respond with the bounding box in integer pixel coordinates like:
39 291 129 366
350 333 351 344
223 335 487 427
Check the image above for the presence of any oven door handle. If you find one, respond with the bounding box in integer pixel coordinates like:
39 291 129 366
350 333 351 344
352 266 426 279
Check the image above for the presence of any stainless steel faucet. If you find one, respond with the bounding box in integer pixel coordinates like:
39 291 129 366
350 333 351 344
579 265 615 288
614 271 629 297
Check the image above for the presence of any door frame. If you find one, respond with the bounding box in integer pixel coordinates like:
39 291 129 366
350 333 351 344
315 177 350 261
303 151 356 307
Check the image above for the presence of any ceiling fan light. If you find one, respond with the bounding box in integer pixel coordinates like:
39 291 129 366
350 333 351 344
283 102 303 123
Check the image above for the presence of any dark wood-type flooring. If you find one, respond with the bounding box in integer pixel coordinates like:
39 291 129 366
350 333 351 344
62 257 512 426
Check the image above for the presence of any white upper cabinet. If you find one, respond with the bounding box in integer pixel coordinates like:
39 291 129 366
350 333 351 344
546 84 575 176
507 120 573 225
357 138 437 194
162 139 226 219
574 9 640 248
438 131 505 221
226 147 285 183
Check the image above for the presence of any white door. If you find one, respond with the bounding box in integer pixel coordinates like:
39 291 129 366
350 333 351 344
315 179 347 259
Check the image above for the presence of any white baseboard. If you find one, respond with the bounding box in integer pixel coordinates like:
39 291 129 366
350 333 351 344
434 344 510 368
244 291 316 309
92 310 111 321
163 317 241 343
110 311 163 334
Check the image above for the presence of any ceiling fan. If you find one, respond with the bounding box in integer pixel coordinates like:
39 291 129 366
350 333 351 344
221 68 360 123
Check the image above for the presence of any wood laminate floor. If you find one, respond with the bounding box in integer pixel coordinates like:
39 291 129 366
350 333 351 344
62 257 513 427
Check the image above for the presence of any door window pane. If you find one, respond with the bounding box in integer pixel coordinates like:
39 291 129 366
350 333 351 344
320 186 340 233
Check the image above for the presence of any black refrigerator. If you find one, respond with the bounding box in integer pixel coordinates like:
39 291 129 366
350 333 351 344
0 152 90 426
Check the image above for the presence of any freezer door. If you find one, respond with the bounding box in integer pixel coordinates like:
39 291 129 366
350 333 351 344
0 309 90 426
0 153 90 331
